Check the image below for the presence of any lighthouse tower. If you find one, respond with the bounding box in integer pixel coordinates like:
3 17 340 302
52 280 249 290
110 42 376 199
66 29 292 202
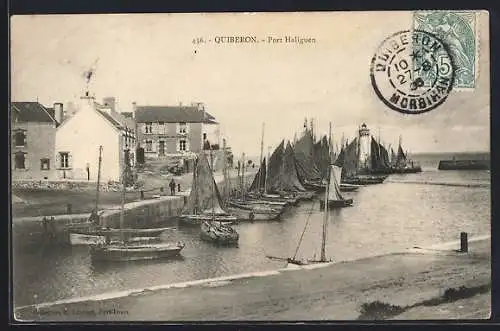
358 123 371 170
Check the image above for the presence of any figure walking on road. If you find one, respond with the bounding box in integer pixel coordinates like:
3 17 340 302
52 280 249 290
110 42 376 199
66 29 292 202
169 178 176 196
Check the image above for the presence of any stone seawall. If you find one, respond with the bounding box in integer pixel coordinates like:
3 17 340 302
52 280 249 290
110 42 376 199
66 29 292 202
12 195 187 251
12 170 257 251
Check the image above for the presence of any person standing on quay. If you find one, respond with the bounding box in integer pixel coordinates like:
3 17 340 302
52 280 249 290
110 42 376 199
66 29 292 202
169 178 176 196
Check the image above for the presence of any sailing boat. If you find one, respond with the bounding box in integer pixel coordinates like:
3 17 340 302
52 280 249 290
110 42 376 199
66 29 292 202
333 124 388 185
319 165 354 208
269 123 340 266
180 152 238 226
89 152 185 262
69 146 170 246
199 145 239 245
293 120 323 191
392 136 422 173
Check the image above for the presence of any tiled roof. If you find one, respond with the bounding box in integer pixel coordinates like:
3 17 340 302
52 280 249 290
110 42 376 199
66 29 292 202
135 106 217 124
93 101 136 130
11 102 57 123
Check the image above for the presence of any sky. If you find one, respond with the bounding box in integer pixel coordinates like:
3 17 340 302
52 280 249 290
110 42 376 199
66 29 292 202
11 12 490 158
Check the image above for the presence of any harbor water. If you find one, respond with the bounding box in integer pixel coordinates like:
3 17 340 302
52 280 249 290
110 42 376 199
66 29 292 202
13 167 490 308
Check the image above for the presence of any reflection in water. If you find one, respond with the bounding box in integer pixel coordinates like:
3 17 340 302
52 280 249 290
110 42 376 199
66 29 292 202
13 170 490 307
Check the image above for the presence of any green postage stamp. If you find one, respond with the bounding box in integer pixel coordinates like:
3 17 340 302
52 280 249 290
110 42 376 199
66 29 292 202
413 11 478 90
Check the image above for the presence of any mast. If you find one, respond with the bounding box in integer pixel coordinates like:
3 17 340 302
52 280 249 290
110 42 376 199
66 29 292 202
320 122 332 262
241 153 246 201
259 123 265 194
222 138 228 206
120 148 126 243
95 145 103 222
210 148 215 222
265 146 271 194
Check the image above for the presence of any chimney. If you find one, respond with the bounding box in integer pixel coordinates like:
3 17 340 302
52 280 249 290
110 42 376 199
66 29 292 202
53 102 64 123
132 102 137 115
102 97 116 112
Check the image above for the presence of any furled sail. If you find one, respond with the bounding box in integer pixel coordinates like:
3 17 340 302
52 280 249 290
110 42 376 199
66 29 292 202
328 165 345 201
293 129 321 182
249 157 266 193
182 153 227 215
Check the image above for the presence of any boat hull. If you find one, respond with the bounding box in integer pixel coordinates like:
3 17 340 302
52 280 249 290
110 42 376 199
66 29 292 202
89 243 185 262
200 221 239 245
392 167 423 173
180 214 237 226
319 198 354 209
70 233 162 246
339 184 361 192
342 175 387 185
226 206 281 221
294 190 316 200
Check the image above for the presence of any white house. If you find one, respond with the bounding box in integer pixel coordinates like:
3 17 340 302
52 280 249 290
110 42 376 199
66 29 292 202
54 93 136 182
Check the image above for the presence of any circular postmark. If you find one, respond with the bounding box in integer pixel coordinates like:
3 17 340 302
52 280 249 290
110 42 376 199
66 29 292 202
370 30 455 115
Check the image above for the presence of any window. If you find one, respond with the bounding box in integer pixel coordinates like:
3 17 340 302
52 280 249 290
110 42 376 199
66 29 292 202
179 122 187 134
203 133 207 141
14 131 26 147
145 140 153 152
158 121 166 134
40 158 50 170
14 152 26 169
179 139 187 151
59 152 69 168
145 122 152 134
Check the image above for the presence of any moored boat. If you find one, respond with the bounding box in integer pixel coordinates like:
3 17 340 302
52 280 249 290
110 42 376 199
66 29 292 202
226 201 281 221
339 183 361 192
200 220 239 245
89 146 185 263
70 227 173 246
90 242 185 262
180 151 239 226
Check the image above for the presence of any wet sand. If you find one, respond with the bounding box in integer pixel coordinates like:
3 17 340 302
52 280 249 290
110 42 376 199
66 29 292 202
14 238 490 321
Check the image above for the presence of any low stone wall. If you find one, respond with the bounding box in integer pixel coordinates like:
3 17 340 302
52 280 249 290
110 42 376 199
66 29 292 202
11 180 123 192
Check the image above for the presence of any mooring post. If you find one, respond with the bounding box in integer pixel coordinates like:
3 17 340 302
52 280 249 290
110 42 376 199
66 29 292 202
460 232 468 253
140 190 145 200
66 203 72 214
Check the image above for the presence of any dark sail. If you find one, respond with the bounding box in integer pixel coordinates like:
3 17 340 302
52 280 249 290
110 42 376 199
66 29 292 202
293 129 321 182
370 137 391 171
249 157 266 193
341 138 359 179
267 141 306 193
313 135 330 180
380 144 391 168
396 145 407 167
183 153 227 215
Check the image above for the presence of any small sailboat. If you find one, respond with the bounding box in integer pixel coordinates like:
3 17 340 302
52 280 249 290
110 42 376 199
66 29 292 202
70 146 170 246
180 152 238 226
89 153 185 263
319 165 354 208
199 145 239 245
391 135 422 173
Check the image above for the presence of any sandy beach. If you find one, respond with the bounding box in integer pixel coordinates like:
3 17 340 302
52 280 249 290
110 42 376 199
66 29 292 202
14 237 490 321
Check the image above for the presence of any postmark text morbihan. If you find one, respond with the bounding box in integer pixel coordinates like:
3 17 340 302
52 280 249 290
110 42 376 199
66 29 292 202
370 30 454 115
